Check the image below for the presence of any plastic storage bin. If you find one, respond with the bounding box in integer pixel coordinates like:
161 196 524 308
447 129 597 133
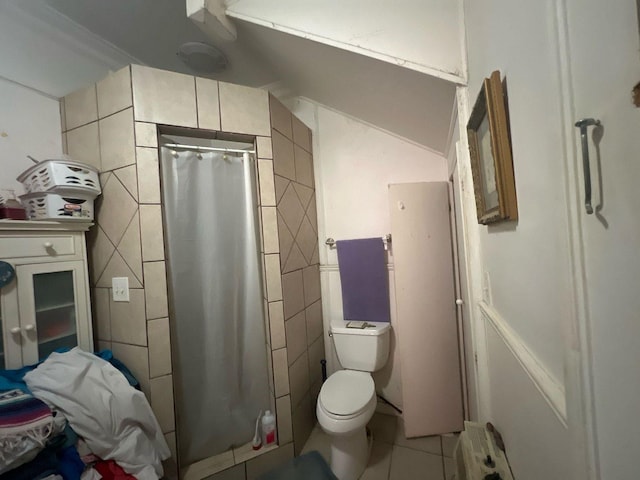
17 159 100 196
19 190 95 221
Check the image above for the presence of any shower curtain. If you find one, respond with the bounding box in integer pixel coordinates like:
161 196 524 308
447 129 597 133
160 146 270 466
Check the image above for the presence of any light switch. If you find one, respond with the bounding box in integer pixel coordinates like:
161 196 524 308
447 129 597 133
112 277 130 302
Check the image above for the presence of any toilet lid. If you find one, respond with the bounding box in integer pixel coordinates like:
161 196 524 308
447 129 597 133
319 370 374 416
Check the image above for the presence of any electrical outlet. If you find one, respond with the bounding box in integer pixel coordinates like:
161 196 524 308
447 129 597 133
112 277 130 302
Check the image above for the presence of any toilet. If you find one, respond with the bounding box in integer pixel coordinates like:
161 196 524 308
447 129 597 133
316 320 391 480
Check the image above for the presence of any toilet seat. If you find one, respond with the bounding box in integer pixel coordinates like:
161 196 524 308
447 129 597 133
319 370 374 417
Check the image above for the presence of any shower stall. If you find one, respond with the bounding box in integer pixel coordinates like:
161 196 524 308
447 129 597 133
159 133 272 470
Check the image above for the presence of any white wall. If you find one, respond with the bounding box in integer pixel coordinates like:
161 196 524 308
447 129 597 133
227 0 464 82
0 78 63 195
284 97 449 409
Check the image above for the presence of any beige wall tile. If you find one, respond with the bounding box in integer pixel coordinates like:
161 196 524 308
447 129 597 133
93 287 111 341
117 212 143 285
135 122 158 148
292 183 313 209
296 216 316 263
64 84 97 130
306 197 318 234
293 146 314 188
276 214 293 264
88 225 115 286
288 351 309 408
266 344 274 393
261 207 279 254
308 336 324 388
292 115 312 153
150 375 175 433
271 130 295 181
99 108 136 171
66 122 101 171
256 136 272 159
144 261 169 319
163 431 178 480
285 311 306 366
148 317 172 378
281 270 304 320
268 301 286 350
96 175 137 246
132 65 197 127
97 66 132 119
291 394 313 455
111 342 150 397
96 250 143 289
272 348 289 397
245 443 294 480
97 340 111 352
274 175 289 205
196 77 221 131
302 265 321 307
277 185 304 235
269 96 292 139
140 205 165 261
258 160 276 207
305 301 323 346
282 245 307 274
113 165 138 201
264 254 283 302
110 289 147 346
136 147 161 203
62 132 68 155
310 245 319 265
219 82 270 136
275 395 293 445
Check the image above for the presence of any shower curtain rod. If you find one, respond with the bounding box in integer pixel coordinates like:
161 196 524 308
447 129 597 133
163 143 255 154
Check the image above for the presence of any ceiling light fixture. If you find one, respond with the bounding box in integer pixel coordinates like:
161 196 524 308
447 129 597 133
177 42 228 74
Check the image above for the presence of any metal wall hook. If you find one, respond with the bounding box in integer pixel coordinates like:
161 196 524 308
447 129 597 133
575 118 601 215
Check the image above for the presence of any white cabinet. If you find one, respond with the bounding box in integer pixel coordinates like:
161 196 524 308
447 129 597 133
0 220 93 369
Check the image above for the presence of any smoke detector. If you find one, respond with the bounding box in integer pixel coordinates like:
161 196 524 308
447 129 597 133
177 42 228 74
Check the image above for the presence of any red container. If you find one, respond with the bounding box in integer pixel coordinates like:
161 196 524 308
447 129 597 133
0 205 28 220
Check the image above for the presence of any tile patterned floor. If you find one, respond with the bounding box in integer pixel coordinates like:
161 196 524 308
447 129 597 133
301 413 460 480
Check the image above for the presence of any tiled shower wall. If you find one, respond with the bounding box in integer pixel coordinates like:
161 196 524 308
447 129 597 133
60 64 322 478
269 97 324 456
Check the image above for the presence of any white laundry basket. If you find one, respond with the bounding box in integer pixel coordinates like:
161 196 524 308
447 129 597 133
20 190 95 220
17 159 101 195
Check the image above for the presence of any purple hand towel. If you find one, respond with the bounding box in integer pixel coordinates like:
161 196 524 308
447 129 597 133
336 238 390 322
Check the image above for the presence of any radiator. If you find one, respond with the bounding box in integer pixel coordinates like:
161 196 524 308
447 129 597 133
453 421 514 480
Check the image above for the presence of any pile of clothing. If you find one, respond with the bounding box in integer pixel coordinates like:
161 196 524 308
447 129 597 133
0 348 170 480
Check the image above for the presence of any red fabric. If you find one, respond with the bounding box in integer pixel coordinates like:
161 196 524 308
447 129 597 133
94 460 137 480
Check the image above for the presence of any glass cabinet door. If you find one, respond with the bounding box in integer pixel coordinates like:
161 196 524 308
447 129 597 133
17 261 89 365
32 270 78 359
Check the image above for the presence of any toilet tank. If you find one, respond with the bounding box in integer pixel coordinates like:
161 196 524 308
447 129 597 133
331 321 391 372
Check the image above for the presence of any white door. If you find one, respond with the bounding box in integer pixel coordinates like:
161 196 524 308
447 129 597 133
16 261 91 365
389 182 464 436
565 2 640 478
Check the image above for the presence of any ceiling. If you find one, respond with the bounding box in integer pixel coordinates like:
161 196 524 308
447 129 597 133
42 0 456 153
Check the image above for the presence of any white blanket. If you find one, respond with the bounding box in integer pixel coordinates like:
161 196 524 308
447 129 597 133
24 348 170 480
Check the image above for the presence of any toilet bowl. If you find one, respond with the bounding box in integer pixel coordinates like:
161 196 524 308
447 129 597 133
316 321 391 480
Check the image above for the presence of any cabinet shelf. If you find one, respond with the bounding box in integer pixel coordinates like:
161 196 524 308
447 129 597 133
40 332 76 346
35 301 75 314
